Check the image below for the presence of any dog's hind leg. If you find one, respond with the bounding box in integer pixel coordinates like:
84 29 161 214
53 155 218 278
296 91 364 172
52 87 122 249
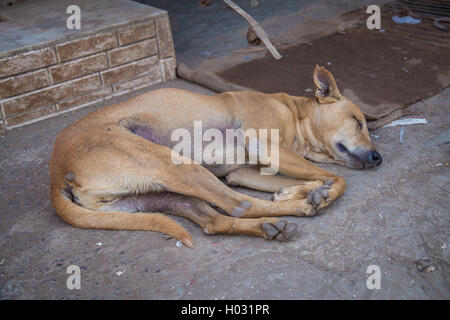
103 192 298 242
175 199 298 242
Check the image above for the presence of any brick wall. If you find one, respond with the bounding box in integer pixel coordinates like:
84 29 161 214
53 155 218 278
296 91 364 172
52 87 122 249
0 12 176 132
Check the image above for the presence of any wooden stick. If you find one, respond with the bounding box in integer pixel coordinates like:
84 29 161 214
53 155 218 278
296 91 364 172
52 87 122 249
221 0 282 60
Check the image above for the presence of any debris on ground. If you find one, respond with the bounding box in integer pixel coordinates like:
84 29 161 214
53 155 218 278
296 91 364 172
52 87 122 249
96 242 102 246
115 269 126 276
221 243 231 253
176 241 183 248
382 118 427 128
212 242 231 253
429 17 450 31
415 257 437 273
392 15 421 24
400 127 405 144
434 163 449 167
337 22 353 34
198 0 213 7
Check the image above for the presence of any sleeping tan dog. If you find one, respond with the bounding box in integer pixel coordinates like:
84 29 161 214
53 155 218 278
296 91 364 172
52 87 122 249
50 66 381 247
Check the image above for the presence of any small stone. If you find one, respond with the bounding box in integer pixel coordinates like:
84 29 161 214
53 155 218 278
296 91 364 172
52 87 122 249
198 0 212 7
115 270 125 276
415 257 437 273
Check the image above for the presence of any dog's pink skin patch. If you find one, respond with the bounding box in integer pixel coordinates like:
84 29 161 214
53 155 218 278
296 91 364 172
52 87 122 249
107 192 194 213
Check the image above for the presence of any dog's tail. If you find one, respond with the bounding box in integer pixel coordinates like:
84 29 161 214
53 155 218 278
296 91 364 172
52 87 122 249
50 183 194 248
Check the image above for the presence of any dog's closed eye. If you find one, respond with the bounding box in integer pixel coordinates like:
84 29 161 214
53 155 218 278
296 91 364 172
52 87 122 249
337 142 348 153
352 116 362 130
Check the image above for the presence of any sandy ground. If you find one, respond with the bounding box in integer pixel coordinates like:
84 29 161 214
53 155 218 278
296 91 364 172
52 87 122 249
0 78 448 299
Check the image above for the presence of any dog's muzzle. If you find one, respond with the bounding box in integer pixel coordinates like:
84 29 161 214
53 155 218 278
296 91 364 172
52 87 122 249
337 143 382 169
368 150 382 166
351 149 382 169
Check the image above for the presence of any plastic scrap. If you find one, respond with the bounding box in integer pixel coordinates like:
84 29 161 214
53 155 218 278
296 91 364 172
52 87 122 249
115 269 125 276
382 118 427 128
392 15 421 24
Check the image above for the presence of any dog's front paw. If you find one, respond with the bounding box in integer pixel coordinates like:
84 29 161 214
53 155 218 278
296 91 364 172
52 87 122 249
262 220 297 241
307 180 333 208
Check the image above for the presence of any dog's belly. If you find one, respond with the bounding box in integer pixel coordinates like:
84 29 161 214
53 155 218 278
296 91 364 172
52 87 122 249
101 192 213 215
201 163 241 177
101 192 189 213
121 116 246 177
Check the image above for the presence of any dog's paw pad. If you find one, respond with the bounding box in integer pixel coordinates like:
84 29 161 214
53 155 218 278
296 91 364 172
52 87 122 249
262 220 297 241
304 205 318 217
307 184 331 208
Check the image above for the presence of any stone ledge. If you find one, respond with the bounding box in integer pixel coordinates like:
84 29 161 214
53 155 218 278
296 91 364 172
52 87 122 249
0 0 177 133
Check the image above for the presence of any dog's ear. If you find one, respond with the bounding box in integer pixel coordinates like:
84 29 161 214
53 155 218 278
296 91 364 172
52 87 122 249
313 65 343 103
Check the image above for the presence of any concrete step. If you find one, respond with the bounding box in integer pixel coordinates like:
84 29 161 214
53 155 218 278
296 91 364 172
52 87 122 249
0 0 176 133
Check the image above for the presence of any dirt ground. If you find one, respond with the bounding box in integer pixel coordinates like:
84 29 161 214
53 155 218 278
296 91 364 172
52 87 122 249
0 79 449 299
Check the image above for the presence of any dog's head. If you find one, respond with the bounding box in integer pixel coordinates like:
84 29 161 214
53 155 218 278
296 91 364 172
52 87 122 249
305 65 382 169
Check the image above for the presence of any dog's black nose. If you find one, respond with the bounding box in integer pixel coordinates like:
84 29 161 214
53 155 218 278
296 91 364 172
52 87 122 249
369 150 382 166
